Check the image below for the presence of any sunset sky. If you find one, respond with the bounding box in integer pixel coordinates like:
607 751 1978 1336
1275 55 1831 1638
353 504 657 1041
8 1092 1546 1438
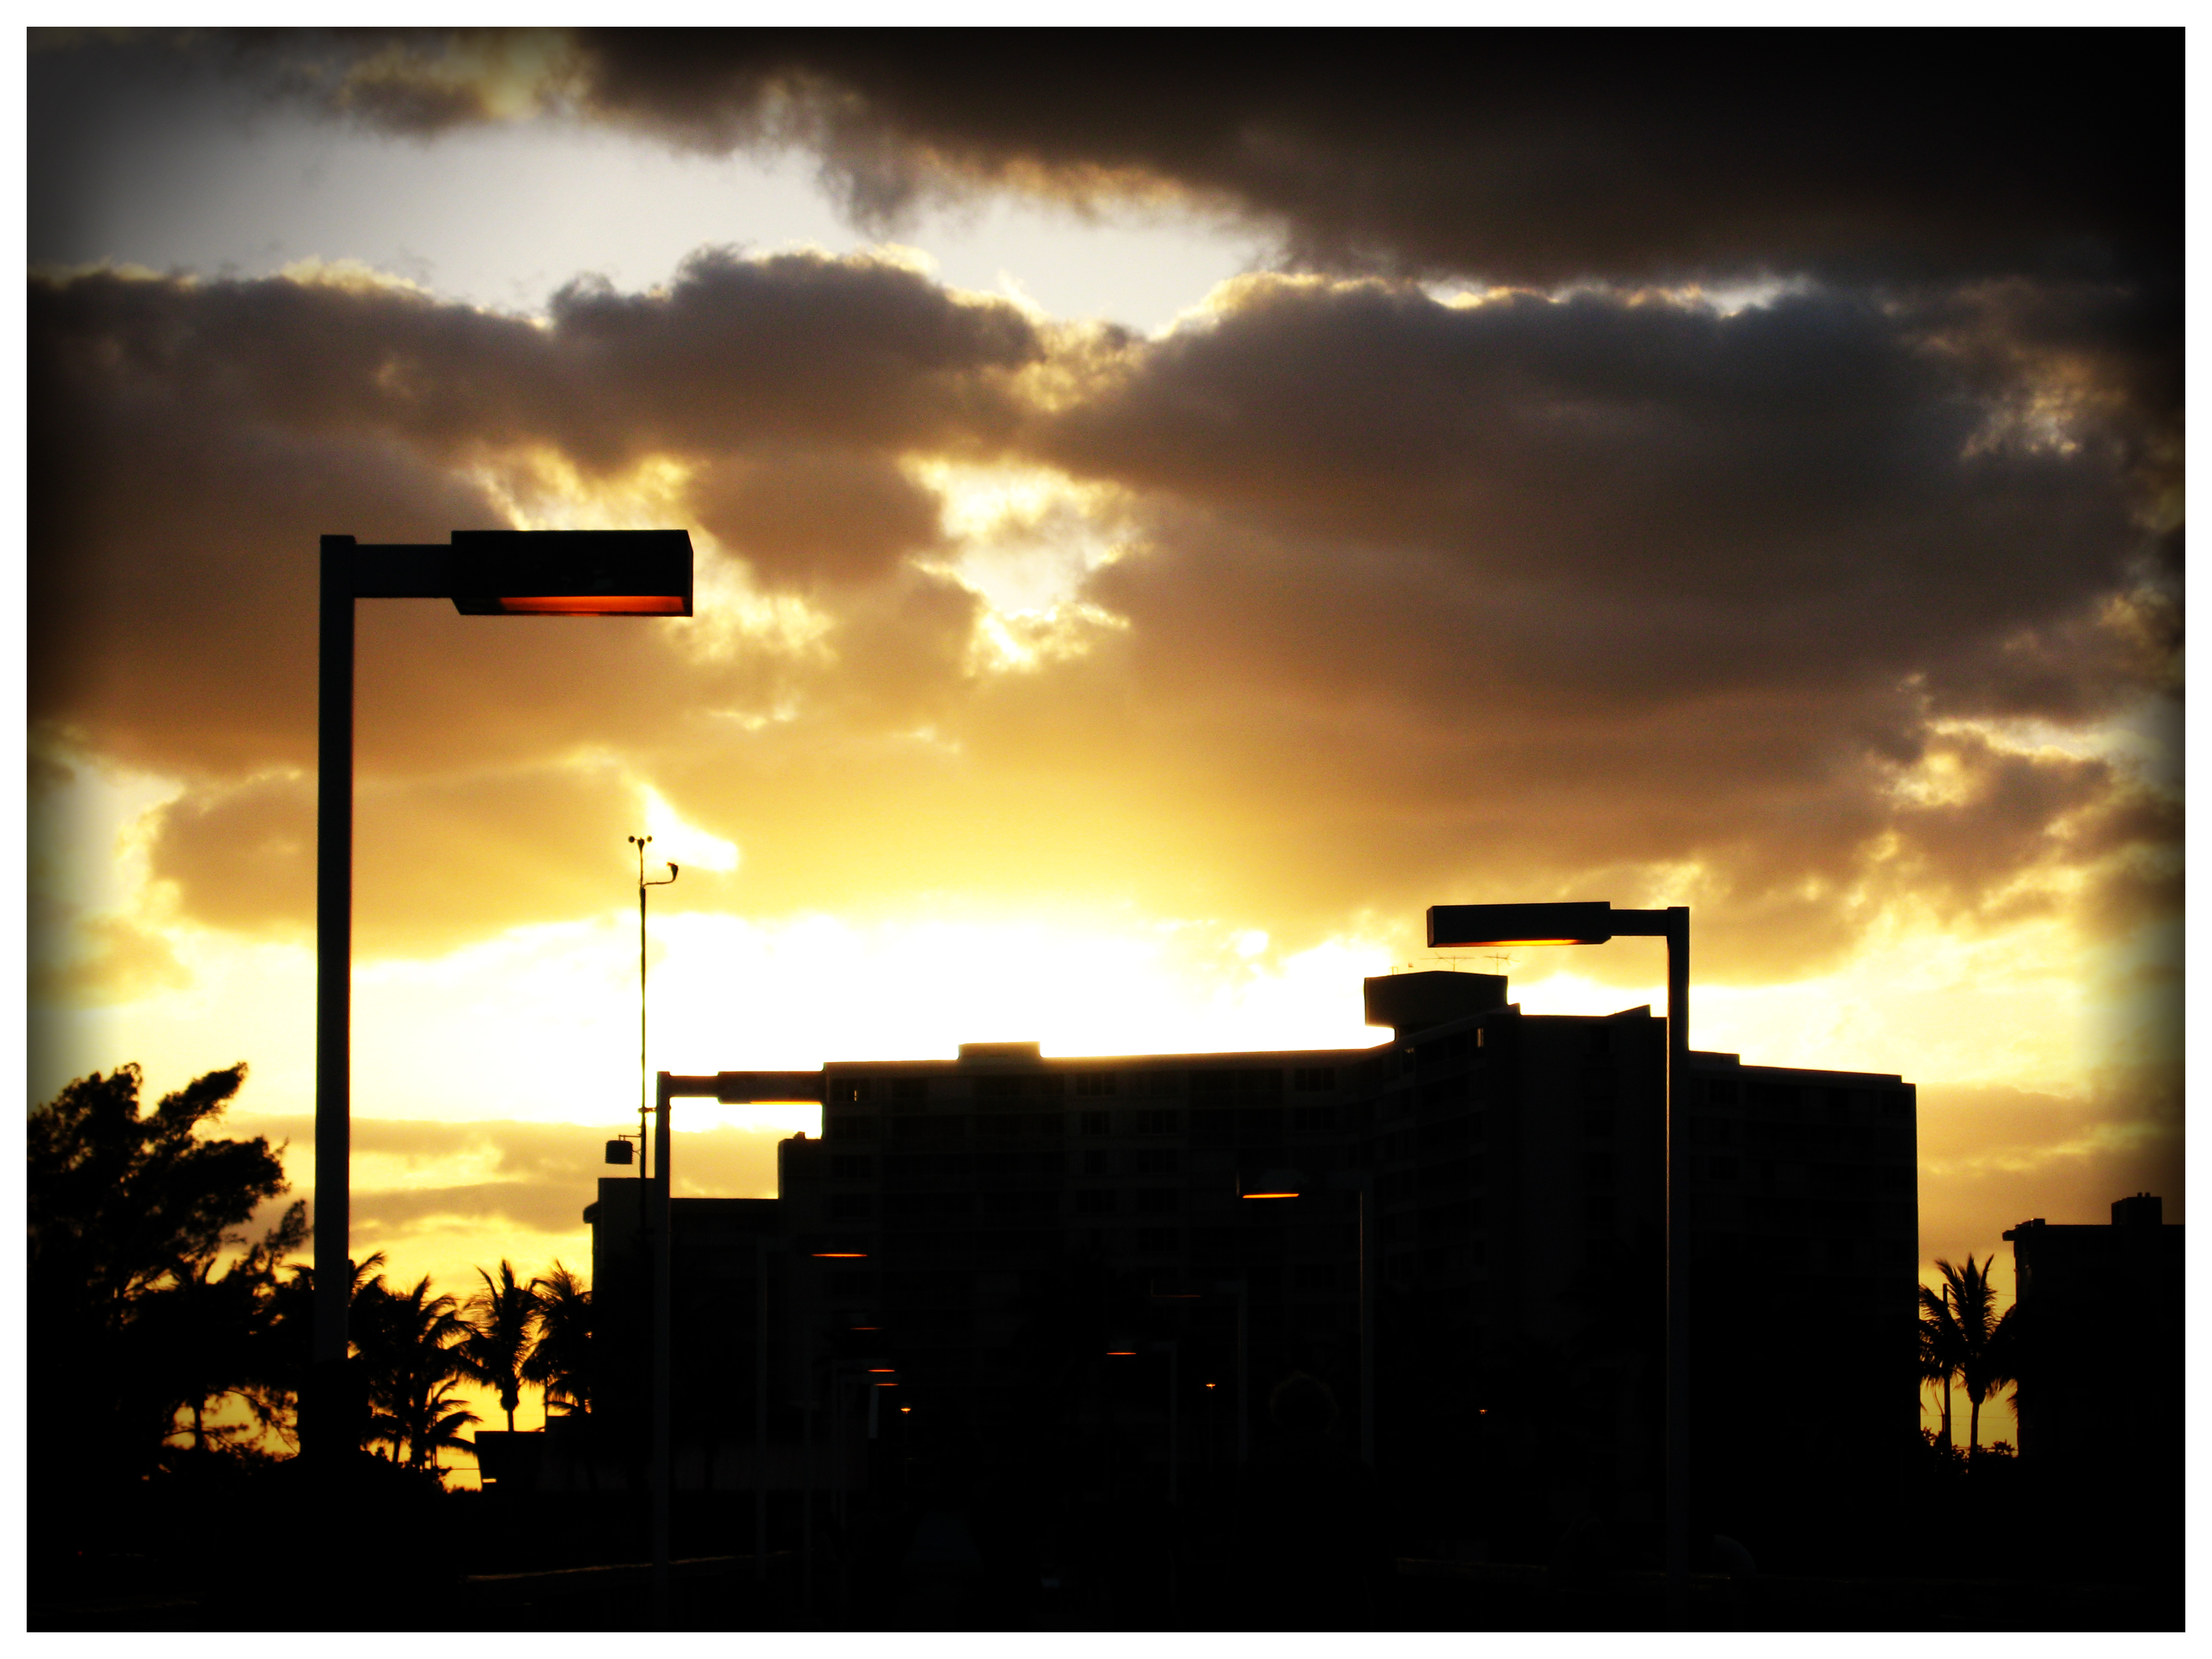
27 30 2182 1461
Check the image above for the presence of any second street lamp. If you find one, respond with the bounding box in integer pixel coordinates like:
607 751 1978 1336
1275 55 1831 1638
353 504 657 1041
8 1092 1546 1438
1424 899 1692 1612
313 529 692 1469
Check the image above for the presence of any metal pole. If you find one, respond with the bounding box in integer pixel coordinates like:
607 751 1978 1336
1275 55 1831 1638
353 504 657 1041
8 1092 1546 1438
1664 908 1691 1614
1236 1281 1249 1466
651 1071 673 1627
1358 1182 1375 1468
756 1235 770 1584
802 1402 815 1612
1168 1342 1179 1507
312 536 356 1464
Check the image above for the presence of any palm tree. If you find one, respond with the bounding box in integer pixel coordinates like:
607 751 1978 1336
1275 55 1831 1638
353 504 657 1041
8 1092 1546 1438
525 1261 594 1418
1922 1255 2017 1463
356 1273 480 1472
462 1259 540 1433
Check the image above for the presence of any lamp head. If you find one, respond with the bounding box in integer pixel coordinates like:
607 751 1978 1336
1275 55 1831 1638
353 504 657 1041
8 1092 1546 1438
1427 902 1615 948
449 529 693 616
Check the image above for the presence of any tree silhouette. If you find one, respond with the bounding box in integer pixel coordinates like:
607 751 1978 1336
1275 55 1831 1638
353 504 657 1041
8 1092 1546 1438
1920 1255 2017 1463
523 1261 594 1418
27 1062 302 1487
462 1259 540 1432
1918 1299 1956 1451
355 1272 481 1473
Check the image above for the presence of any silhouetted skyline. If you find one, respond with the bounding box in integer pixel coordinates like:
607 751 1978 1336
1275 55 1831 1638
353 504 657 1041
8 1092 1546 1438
27 29 2181 1472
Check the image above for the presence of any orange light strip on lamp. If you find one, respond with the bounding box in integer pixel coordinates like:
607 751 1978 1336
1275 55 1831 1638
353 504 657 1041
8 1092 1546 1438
488 594 689 615
1241 1191 1299 1200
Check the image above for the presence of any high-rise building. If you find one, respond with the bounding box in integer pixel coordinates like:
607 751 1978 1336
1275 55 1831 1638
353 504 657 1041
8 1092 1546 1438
580 970 1918 1556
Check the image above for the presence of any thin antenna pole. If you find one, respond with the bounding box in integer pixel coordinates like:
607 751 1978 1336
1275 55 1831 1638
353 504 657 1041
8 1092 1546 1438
629 834 680 1184
631 835 651 1182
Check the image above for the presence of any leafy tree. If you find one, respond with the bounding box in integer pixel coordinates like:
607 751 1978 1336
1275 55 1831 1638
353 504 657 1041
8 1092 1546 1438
1919 1255 2017 1463
27 1062 304 1485
523 1261 594 1417
1918 1301 1956 1449
462 1259 540 1432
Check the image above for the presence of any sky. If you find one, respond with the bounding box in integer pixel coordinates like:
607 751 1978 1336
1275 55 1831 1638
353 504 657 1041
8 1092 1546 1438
26 30 2183 1464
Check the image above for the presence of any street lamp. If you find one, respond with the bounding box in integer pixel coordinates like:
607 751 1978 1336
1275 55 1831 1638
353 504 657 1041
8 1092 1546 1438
1238 1168 1375 1468
1105 1341 1182 1506
1424 900 1691 1607
313 529 692 1462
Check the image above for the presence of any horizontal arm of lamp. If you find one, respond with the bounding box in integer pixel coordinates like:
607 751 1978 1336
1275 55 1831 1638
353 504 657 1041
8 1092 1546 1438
329 529 693 615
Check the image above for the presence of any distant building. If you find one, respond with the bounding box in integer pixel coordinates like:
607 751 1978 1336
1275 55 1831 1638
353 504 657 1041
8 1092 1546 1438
2003 1195 2185 1473
577 970 1919 1552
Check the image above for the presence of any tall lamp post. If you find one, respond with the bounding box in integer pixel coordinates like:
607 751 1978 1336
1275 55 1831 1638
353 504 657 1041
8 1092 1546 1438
1239 1169 1375 1468
1424 900 1691 1610
313 529 691 1464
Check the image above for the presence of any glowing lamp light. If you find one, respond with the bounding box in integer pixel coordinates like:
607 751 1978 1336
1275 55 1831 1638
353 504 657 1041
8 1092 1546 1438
811 1252 870 1259
1238 1168 1304 1200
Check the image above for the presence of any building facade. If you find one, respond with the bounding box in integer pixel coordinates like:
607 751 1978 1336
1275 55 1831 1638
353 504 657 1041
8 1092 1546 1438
581 970 1919 1555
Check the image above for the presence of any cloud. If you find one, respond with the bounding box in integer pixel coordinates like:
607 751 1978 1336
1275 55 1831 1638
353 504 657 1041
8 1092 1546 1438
1915 1069 2184 1264
230 1114 788 1243
29 254 2177 990
143 31 2176 301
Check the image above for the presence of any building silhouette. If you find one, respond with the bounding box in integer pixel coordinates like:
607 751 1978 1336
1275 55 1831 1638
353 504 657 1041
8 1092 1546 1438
561 970 1919 1569
2003 1195 2184 1467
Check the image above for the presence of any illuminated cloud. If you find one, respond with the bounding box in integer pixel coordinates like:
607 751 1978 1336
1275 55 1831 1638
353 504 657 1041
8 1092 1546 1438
27 33 2181 1272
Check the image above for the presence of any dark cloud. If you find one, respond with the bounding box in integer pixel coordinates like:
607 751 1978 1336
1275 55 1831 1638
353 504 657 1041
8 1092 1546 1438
122 30 2175 305
688 447 947 589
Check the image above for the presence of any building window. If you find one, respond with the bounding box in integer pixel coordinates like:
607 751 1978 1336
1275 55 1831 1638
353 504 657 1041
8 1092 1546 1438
1710 1156 1738 1182
1135 1187 1181 1215
1134 1228 1179 1255
1082 1149 1111 1176
1136 1148 1181 1175
1076 1188 1117 1216
825 1114 878 1141
1293 1066 1336 1092
1079 1110 1111 1138
1073 1070 1119 1096
830 1155 875 1180
1583 1108 1616 1139
830 1193 874 1219
891 1076 929 1101
1292 1104 1337 1133
1584 1152 1616 1187
1238 1107 1284 1142
1192 1111 1236 1147
1133 1108 1181 1136
1294 1262 1338 1291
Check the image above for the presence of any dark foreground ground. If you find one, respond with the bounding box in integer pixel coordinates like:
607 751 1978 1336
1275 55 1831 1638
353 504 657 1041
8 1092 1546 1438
32 1551 2179 1633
